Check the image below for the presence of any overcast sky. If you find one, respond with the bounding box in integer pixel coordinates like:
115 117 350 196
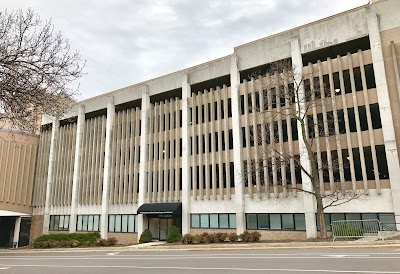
2 0 369 100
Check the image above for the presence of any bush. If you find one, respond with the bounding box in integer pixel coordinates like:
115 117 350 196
227 233 239 242
139 229 152 243
33 232 100 249
214 233 227 243
34 232 100 243
107 237 118 246
166 226 182 243
333 223 363 237
239 231 261 242
192 234 205 244
205 233 216 244
249 231 261 242
239 231 251 242
181 232 237 245
181 233 194 244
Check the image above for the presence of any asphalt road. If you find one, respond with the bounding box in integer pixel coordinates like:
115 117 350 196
0 247 400 273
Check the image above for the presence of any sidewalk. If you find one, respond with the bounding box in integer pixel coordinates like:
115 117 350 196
1 238 400 253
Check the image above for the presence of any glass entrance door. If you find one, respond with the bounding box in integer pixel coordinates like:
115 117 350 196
148 217 173 241
149 218 159 240
159 218 173 241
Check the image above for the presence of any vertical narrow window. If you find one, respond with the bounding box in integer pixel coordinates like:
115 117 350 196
219 214 229 228
209 214 219 228
229 214 236 229
246 214 257 230
200 214 209 228
191 214 200 228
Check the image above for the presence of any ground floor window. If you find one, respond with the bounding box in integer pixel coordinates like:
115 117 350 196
49 215 70 231
317 212 396 231
108 214 138 233
191 213 236 229
246 213 305 231
76 215 100 232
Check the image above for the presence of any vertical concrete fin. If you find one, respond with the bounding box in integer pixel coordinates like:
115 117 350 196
70 104 85 233
181 73 191 235
368 11 400 229
100 96 115 239
42 118 59 235
291 37 317 239
230 54 245 234
137 86 150 238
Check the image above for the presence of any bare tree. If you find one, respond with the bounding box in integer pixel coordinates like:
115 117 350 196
245 60 364 238
0 9 85 134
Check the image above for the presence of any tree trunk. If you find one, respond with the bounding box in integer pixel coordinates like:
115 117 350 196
315 190 327 238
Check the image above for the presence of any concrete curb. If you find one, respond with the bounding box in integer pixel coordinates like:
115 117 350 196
1 240 400 253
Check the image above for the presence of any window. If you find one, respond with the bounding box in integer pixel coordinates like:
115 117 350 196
246 214 258 230
191 214 200 228
245 213 306 231
229 214 236 229
258 214 269 229
200 214 209 228
317 212 396 231
210 214 219 228
108 214 137 233
270 214 282 230
76 215 100 232
49 215 70 231
191 214 236 229
282 214 295 230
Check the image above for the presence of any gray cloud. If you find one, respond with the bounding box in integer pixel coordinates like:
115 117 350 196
1 0 368 100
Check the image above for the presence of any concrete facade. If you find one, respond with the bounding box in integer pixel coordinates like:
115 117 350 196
32 0 400 243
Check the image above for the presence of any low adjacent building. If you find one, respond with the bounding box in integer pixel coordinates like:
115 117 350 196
0 128 39 247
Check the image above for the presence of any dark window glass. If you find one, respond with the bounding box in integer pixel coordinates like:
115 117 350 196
376 145 389 179
370 104 382 129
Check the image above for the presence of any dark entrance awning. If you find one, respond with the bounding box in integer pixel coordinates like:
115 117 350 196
137 203 182 215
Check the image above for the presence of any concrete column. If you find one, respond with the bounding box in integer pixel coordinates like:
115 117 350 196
230 54 245 234
181 73 191 235
69 104 85 233
13 216 21 248
42 118 59 234
368 11 400 229
100 97 115 238
291 37 317 238
137 86 150 239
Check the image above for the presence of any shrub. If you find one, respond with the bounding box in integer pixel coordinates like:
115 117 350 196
192 234 206 244
239 231 261 242
249 231 261 242
107 237 118 246
166 226 182 243
95 238 108 246
139 229 152 243
227 233 239 242
239 231 251 242
70 240 80 247
33 233 100 248
214 233 227 243
205 233 216 244
181 233 194 244
332 223 363 237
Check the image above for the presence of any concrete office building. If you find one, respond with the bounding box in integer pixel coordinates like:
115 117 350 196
31 0 400 244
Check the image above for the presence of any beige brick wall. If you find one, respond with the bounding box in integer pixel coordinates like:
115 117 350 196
48 231 69 235
189 228 307 241
30 215 44 243
248 230 307 241
190 228 236 235
108 233 137 245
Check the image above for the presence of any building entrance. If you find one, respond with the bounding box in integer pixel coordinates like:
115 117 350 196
148 217 173 241
137 202 182 241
